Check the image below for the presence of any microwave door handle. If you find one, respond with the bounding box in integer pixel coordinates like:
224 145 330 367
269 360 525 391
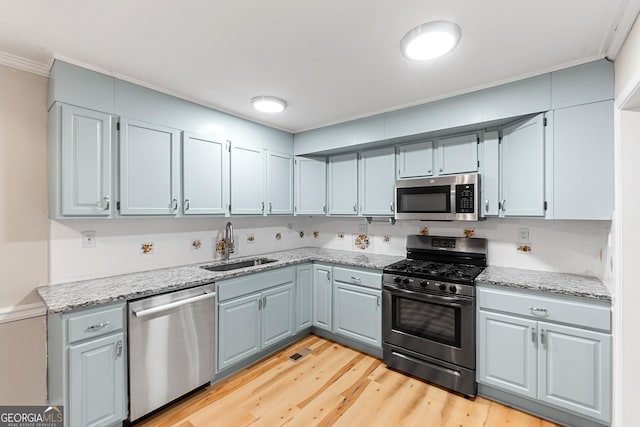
384 286 472 307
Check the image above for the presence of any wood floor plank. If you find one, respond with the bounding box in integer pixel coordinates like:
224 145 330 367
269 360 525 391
133 335 562 427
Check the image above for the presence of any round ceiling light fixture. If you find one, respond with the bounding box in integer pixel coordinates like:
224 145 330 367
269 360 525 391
250 96 287 113
400 20 461 61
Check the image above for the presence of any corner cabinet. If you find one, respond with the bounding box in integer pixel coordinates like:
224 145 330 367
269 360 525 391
182 132 230 215
295 264 313 331
48 302 127 427
477 285 611 425
294 156 327 215
119 118 180 215
48 103 115 218
327 153 358 215
312 264 333 331
359 147 396 216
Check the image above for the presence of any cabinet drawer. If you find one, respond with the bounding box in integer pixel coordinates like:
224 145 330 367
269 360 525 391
67 304 125 344
478 286 610 332
333 266 381 290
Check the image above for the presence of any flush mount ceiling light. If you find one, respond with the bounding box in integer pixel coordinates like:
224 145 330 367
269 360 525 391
250 96 287 113
400 20 461 61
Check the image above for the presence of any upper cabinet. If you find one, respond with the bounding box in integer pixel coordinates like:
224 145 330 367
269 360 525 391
182 132 229 215
49 103 114 218
359 147 396 216
396 140 433 179
479 131 500 217
119 118 180 215
266 151 294 215
500 114 546 217
327 153 359 215
294 157 327 215
230 144 265 215
435 133 479 176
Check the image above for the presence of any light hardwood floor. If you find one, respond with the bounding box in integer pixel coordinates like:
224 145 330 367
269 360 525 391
135 335 560 427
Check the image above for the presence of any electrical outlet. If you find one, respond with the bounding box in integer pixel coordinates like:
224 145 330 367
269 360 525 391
518 227 530 241
82 231 96 248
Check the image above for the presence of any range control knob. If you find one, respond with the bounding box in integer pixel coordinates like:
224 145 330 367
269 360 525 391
402 278 410 285
449 285 458 293
393 276 401 283
438 283 447 291
420 280 428 288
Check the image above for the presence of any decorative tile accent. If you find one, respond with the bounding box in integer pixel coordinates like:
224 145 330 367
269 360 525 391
464 228 475 238
299 231 305 238
140 243 154 255
337 232 345 239
216 240 226 254
354 234 370 250
420 227 429 236
313 231 319 238
246 234 255 243
191 239 202 250
275 232 282 240
517 244 532 253
383 235 391 243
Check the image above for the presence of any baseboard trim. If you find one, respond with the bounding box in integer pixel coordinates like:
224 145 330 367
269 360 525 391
0 303 46 324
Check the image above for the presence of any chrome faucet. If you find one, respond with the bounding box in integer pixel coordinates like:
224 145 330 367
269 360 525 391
223 221 235 260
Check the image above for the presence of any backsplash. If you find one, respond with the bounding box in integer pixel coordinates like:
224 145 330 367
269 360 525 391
49 217 611 285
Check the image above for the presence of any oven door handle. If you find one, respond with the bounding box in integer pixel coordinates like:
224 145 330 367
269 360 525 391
384 286 473 307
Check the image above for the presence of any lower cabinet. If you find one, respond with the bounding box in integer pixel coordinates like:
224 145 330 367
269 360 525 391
312 264 333 331
217 268 295 372
48 302 127 427
295 264 313 331
477 285 611 425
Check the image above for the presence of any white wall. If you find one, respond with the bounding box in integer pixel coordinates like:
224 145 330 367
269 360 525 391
50 215 610 284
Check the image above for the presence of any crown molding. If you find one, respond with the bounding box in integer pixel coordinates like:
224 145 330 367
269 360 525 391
604 0 640 59
0 50 50 77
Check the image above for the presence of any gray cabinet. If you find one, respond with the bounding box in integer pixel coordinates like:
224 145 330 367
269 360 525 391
295 264 313 331
49 103 114 218
182 132 230 215
550 100 614 220
266 151 294 215
332 266 382 348
500 114 546 217
47 302 127 427
313 264 333 330
396 140 433 179
119 118 180 215
217 268 295 372
479 131 500 217
477 285 611 424
230 144 265 215
359 147 396 216
294 156 327 215
327 153 358 215
435 133 478 175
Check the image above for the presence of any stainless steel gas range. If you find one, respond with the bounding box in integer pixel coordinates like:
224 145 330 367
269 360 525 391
382 235 488 397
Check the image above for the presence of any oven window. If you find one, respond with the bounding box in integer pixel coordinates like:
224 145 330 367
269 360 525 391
397 186 451 213
393 295 461 347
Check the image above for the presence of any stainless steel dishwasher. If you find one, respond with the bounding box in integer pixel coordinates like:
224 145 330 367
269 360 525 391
128 283 216 421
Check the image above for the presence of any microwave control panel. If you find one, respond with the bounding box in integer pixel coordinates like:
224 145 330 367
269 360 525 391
455 184 475 213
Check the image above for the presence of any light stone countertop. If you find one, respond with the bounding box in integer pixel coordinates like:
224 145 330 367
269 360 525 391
37 248 404 313
477 265 611 301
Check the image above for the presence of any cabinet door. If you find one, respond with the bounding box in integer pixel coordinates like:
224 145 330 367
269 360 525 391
294 157 327 215
538 322 611 423
261 283 295 348
435 133 478 175
500 114 545 217
182 132 229 215
295 264 313 331
359 147 396 216
266 151 294 215
327 153 358 215
333 282 381 347
552 101 614 220
313 265 333 330
477 311 537 399
69 333 126 427
480 131 500 216
61 104 113 216
230 144 265 214
218 293 261 371
396 140 433 179
120 118 180 215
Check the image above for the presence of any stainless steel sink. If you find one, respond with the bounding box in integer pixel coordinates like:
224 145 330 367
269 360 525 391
200 258 278 272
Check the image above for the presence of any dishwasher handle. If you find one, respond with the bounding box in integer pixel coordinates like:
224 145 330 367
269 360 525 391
133 291 216 318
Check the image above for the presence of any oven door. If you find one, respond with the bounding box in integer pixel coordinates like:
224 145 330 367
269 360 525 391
382 285 475 369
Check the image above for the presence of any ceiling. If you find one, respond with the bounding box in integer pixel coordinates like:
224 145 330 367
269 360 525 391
0 0 636 133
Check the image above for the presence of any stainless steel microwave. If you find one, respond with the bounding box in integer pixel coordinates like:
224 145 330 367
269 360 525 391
395 173 481 221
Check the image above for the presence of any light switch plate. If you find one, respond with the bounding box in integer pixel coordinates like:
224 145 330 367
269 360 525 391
82 231 96 248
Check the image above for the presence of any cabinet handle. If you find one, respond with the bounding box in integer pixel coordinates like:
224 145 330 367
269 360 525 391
258 298 262 310
485 200 489 212
261 201 265 213
353 203 357 212
439 167 443 172
269 202 272 213
540 329 546 347
528 306 548 314
86 321 110 331
115 340 123 358
427 169 432 174
377 296 381 306
263 296 267 308
323 205 327 214
326 271 331 282
102 195 110 211
350 276 361 283
172 198 178 211
390 202 394 212
531 328 536 343
500 199 506 212
184 199 190 211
